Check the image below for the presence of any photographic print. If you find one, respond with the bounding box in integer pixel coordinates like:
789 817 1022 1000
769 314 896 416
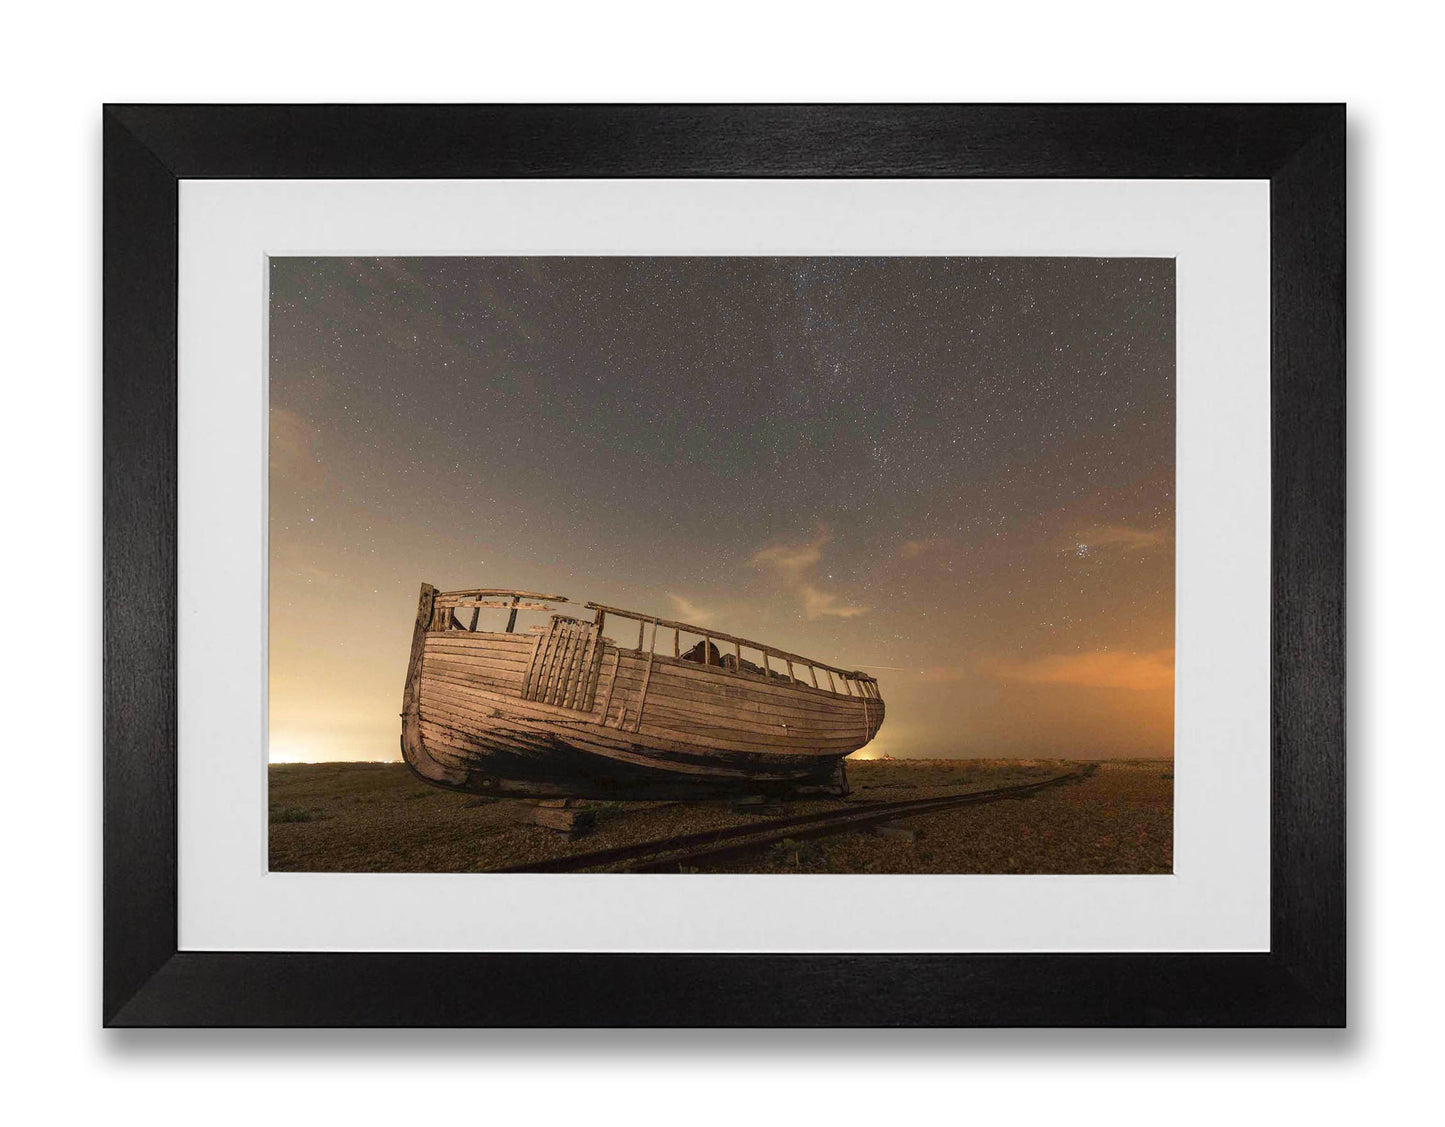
268 255 1175 876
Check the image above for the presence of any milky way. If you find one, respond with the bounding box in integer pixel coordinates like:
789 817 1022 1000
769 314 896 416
269 257 1174 762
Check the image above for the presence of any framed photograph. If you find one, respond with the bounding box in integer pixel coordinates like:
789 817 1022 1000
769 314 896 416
104 104 1343 1026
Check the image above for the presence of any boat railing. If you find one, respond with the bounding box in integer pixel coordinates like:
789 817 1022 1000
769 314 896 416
431 588 569 634
583 601 880 700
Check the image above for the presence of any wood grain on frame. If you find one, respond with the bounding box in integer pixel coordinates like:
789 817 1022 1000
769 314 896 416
102 104 1344 1027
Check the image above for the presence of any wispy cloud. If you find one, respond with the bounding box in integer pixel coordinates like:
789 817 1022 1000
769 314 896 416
270 407 327 489
666 593 715 625
751 525 870 620
800 585 869 620
989 649 1174 692
752 528 830 574
899 538 944 560
1066 524 1167 553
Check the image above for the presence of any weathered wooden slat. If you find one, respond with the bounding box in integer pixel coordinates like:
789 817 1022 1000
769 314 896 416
542 622 573 704
418 714 778 780
424 640 535 662
632 621 659 732
582 622 606 709
417 725 870 790
618 682 866 723
428 708 826 781
537 620 569 702
558 619 594 708
526 620 557 700
424 668 526 695
402 584 436 719
558 624 586 709
628 690 871 733
423 656 533 679
425 671 700 739
597 649 622 728
520 630 547 700
421 677 603 725
628 697 877 739
559 629 583 709
590 665 875 725
424 660 527 685
425 634 536 654
418 718 557 761
421 703 606 755
438 676 864 752
633 701 872 748
636 677 869 720
571 625 599 710
552 619 588 705
423 639 534 660
436 588 569 603
575 627 603 710
443 599 556 612
533 620 561 702
559 628 583 708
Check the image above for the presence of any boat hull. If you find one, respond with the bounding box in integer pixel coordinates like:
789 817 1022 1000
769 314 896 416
401 584 883 800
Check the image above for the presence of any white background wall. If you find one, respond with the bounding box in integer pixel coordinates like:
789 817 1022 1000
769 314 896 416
0 3 1434 1124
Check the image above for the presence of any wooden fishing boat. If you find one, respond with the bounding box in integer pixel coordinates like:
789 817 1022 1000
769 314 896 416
401 583 884 800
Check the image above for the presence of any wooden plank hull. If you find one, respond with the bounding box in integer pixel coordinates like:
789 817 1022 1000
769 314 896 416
401 584 884 799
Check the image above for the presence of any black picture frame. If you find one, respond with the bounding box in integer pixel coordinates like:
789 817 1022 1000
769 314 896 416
103 104 1344 1027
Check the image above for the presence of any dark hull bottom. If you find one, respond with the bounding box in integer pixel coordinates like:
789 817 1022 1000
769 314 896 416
402 727 850 801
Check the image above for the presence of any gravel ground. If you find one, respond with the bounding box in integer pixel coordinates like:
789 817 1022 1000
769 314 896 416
702 761 1173 874
268 759 1170 874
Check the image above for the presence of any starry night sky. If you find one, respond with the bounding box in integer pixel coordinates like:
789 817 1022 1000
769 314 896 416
269 257 1174 763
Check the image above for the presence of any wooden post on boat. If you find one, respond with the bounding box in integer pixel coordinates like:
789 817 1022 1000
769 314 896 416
581 611 606 710
599 648 622 726
632 620 658 732
402 583 436 720
504 594 520 633
399 583 467 786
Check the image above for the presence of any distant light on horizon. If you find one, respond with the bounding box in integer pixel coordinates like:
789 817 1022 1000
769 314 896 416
269 740 330 764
